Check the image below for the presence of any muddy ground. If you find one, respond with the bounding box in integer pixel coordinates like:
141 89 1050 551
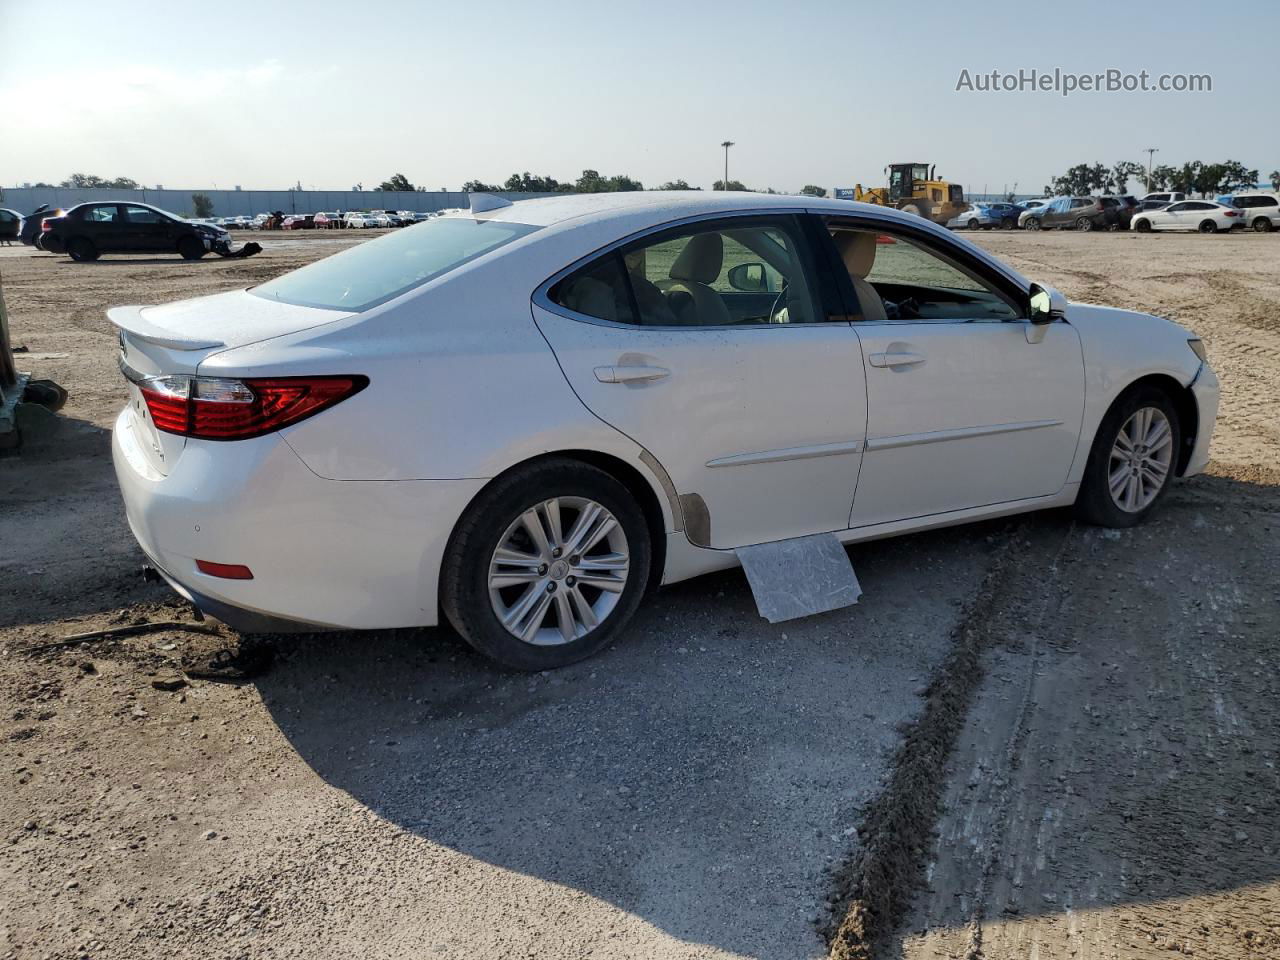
1 227 1277 959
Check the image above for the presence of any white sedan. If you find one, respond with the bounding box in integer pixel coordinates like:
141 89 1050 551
1130 200 1242 233
110 193 1218 669
343 213 377 229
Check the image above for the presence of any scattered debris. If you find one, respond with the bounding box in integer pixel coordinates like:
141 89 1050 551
23 620 220 655
151 677 188 693
183 645 274 683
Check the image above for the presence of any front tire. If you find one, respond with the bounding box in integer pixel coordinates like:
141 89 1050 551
967 219 980 231
178 236 207 259
441 458 652 670
1134 218 1152 232
1075 216 1094 232
1025 217 1042 231
1075 386 1181 528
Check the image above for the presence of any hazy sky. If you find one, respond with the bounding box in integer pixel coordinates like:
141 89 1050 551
2 0 1277 194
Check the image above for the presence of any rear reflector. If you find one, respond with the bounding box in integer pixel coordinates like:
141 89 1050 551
137 374 368 440
195 559 254 580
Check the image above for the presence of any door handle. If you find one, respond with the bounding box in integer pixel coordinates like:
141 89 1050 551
868 351 925 368
594 364 670 384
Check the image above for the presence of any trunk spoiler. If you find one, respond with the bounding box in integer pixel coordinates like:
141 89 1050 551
106 305 226 351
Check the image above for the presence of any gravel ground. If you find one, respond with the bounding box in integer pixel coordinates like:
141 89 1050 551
2 227 1277 960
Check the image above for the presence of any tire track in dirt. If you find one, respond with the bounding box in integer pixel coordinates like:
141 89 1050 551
823 521 1077 960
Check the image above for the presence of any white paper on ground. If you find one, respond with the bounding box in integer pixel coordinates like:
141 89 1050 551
736 532 862 624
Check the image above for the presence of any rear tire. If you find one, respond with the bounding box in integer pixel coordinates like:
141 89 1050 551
67 238 98 262
1198 220 1218 234
440 458 652 671
1253 217 1273 233
178 236 207 259
1075 385 1181 528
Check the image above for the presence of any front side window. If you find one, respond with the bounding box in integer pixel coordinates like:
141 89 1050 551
254 216 541 310
827 225 1021 323
551 216 822 328
124 205 166 224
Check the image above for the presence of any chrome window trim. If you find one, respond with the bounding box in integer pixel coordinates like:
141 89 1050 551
531 207 849 332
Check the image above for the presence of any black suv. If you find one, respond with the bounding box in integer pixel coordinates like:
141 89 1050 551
42 201 230 261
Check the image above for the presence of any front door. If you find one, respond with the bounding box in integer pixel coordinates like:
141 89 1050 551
821 219 1084 529
122 205 176 252
533 213 867 549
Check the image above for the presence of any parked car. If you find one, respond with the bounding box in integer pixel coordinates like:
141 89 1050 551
1019 196 1108 231
314 212 345 229
0 208 22 243
1230 192 1280 232
1140 192 1187 205
1137 199 1171 212
1100 196 1140 230
19 204 63 245
43 201 232 261
946 203 1002 231
281 215 316 230
1130 200 1243 233
109 192 1218 670
395 210 419 225
344 213 377 228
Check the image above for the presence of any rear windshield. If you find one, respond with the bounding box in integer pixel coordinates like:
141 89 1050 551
252 217 541 310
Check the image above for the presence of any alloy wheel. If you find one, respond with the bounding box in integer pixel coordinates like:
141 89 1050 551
488 496 630 646
1108 407 1174 512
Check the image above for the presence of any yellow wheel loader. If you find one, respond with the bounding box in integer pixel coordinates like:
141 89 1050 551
854 163 966 225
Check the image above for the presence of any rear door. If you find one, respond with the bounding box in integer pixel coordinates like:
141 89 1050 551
820 217 1084 528
77 204 124 250
533 212 867 549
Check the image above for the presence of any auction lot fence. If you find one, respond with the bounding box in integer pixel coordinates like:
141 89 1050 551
0 187 557 218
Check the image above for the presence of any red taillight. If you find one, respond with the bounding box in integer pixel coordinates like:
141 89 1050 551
1224 210 1239 217
195 559 254 579
138 375 367 440
41 219 53 231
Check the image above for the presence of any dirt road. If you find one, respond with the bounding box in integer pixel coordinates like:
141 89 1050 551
2 228 1278 959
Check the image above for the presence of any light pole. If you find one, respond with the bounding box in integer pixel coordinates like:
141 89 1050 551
720 141 734 190
1145 147 1159 193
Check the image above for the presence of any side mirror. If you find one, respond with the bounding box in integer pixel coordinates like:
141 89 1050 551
727 262 770 293
1028 283 1066 325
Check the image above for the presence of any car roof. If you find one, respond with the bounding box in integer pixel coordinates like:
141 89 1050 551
455 190 982 235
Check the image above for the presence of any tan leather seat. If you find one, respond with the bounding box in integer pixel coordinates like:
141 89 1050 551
665 233 731 326
833 232 887 323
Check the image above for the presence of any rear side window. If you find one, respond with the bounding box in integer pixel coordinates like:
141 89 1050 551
550 215 823 328
253 217 540 311
553 254 636 325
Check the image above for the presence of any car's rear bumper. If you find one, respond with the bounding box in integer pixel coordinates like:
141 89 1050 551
1185 361 1219 477
112 408 487 631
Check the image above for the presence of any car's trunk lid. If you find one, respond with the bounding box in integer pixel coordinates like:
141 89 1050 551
109 290 352 476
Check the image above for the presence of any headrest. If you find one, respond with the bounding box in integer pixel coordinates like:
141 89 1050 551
669 232 723 285
834 231 877 279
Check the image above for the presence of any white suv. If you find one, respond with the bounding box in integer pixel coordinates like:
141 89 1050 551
1231 193 1280 232
1140 191 1187 205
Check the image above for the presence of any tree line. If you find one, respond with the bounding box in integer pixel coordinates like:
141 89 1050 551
1044 161 1279 197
